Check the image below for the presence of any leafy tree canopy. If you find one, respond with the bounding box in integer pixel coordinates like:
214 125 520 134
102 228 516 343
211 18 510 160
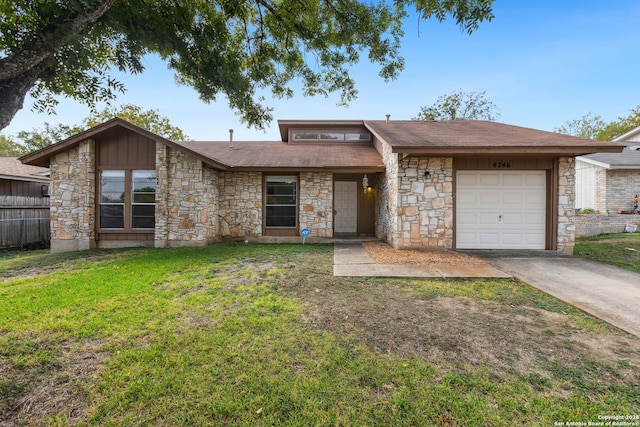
0 134 24 156
0 0 494 131
597 106 640 141
413 89 500 121
554 112 606 140
84 104 188 140
555 106 640 141
3 104 187 155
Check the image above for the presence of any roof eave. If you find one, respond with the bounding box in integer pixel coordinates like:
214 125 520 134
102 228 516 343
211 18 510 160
390 146 626 156
0 174 50 183
227 165 385 172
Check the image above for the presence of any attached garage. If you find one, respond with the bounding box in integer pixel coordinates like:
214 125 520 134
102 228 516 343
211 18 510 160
456 170 546 249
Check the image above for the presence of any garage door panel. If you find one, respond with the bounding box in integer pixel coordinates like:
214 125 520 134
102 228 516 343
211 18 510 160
502 213 522 225
478 233 499 245
479 174 499 185
456 212 476 224
502 192 523 205
525 213 545 225
525 173 546 185
456 170 546 250
479 193 499 205
502 174 523 185
479 213 499 225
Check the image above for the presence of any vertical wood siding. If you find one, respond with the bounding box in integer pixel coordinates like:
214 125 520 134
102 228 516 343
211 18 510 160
0 196 50 248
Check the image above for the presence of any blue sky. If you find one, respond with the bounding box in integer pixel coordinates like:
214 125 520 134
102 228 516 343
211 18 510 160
4 0 640 141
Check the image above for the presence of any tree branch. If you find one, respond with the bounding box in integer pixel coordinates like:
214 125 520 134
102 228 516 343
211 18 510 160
0 0 117 81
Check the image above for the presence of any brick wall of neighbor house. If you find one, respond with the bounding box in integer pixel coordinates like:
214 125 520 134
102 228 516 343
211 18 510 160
596 167 607 213
557 157 576 254
218 171 262 237
575 213 640 237
49 140 96 252
395 157 453 250
299 172 333 237
375 137 398 244
605 169 640 212
156 146 219 247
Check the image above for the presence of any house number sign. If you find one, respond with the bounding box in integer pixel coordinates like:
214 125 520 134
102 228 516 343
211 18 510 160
492 161 512 169
301 228 310 244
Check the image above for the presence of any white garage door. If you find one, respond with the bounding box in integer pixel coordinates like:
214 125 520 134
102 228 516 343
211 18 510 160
456 170 546 249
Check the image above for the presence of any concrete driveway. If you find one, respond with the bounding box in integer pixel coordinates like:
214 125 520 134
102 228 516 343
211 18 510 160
473 252 640 338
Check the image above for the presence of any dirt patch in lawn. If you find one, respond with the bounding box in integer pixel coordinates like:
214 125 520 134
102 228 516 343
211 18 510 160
363 241 485 265
0 339 108 427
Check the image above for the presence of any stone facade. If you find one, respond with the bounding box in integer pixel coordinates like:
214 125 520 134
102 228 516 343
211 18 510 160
557 157 576 253
375 130 454 250
375 136 398 244
49 140 96 252
218 171 262 237
299 172 333 237
155 145 219 247
395 157 453 249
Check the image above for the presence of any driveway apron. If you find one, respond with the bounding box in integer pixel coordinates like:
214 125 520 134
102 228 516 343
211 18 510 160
476 253 640 338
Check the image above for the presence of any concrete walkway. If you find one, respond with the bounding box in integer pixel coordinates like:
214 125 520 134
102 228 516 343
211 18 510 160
333 242 511 279
472 252 640 338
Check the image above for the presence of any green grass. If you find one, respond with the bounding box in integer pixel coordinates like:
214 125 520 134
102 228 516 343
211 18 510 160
575 233 640 273
0 243 638 426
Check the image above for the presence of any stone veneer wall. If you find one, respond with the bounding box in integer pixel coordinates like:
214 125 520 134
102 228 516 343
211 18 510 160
299 172 333 237
605 169 640 213
218 171 262 237
374 137 398 244
395 157 453 249
49 140 96 252
155 145 219 247
557 157 576 254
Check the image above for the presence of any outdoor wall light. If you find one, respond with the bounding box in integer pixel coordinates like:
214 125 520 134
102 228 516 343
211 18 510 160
362 174 369 192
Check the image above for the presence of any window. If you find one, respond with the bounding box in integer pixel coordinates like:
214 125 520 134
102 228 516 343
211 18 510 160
99 170 155 230
265 176 297 227
345 133 371 141
100 170 125 228
132 170 156 229
319 133 345 140
293 132 318 140
292 131 371 142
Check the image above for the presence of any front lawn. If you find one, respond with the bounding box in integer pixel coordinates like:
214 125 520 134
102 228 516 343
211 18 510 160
575 233 640 273
1 244 638 426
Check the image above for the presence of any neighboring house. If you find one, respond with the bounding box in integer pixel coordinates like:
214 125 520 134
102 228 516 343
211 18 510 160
0 156 50 197
575 126 640 213
20 118 622 254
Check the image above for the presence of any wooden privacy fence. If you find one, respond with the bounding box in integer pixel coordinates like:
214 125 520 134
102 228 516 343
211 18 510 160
0 195 50 249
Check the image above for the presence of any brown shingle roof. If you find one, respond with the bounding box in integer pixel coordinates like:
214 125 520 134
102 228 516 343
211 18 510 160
173 140 385 171
0 157 49 182
364 120 625 155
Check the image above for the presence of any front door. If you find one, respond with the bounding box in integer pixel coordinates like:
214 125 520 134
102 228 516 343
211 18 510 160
334 181 357 233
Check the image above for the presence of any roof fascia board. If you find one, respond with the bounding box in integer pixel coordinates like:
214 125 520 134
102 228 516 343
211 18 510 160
391 146 626 156
576 156 612 169
0 174 50 183
228 166 385 173
612 125 640 141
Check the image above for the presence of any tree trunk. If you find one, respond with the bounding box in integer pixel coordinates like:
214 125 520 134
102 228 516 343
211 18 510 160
0 62 49 131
